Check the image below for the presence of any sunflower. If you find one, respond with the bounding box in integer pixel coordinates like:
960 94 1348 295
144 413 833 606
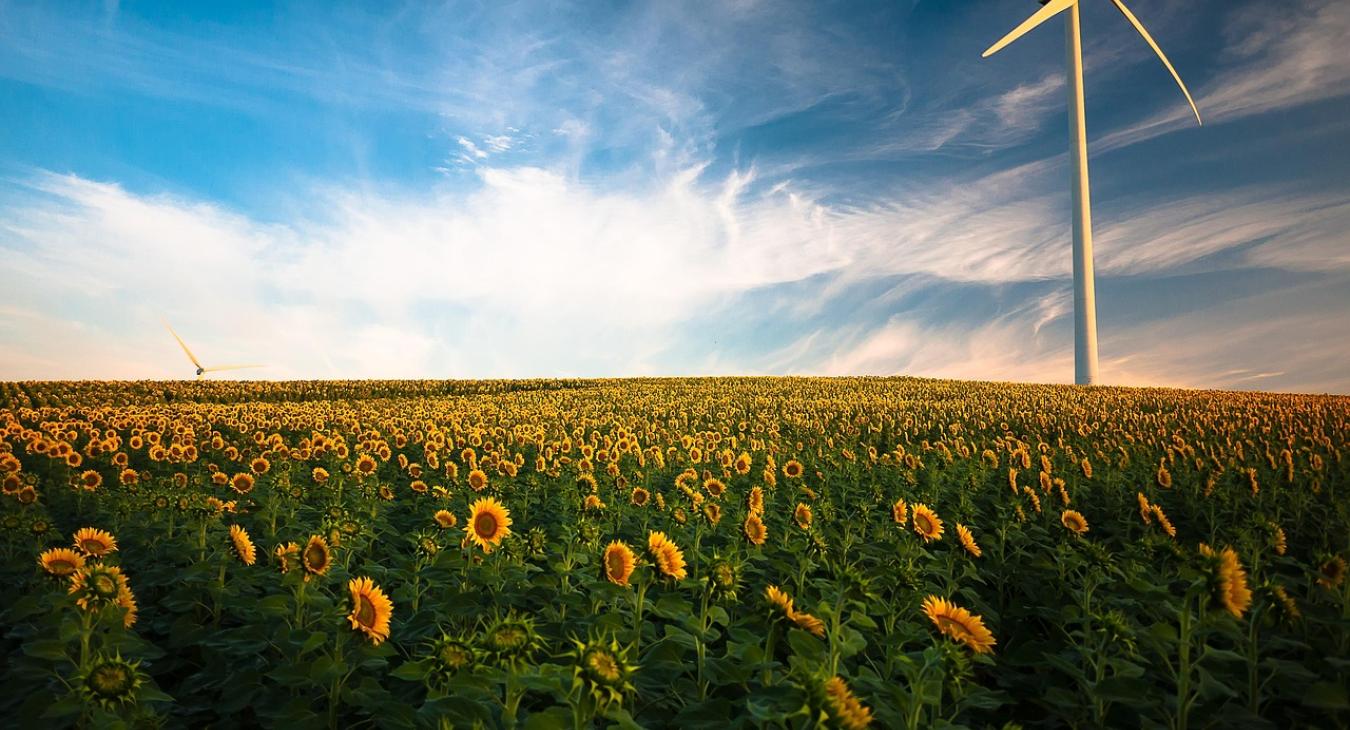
229 524 257 565
603 541 636 586
434 509 457 528
891 498 908 525
1268 522 1286 556
465 497 512 553
468 469 489 492
630 487 650 506
79 470 103 491
231 472 255 495
747 486 764 515
78 653 143 711
1317 555 1346 589
571 634 637 711
584 494 605 511
912 504 943 542
783 459 804 479
822 675 874 730
744 513 767 546
795 503 813 530
647 531 687 581
1150 505 1176 538
39 547 85 577
250 456 270 475
312 467 329 484
792 610 827 638
765 585 796 619
69 564 130 612
955 523 982 558
116 585 138 628
302 534 332 576
1137 492 1152 524
72 527 118 558
1060 509 1089 535
703 478 726 498
428 634 478 683
1199 543 1252 618
922 595 996 654
347 576 393 645
274 542 300 573
355 454 378 476
765 585 825 637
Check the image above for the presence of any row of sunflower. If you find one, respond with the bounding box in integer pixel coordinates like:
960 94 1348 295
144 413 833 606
0 376 1346 728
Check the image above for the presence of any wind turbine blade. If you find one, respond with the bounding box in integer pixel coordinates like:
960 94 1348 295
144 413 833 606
982 0 1077 58
1108 0 1202 125
202 365 263 372
164 322 204 369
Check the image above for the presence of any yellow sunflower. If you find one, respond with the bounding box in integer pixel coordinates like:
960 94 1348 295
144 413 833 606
891 498 908 525
922 595 996 654
822 675 874 730
1199 543 1252 618
955 523 981 558
274 542 300 573
434 509 457 528
355 454 378 476
647 531 687 581
912 504 943 542
794 503 813 530
230 472 255 495
347 576 393 645
792 610 826 638
39 547 86 577
79 470 103 491
72 527 118 558
467 469 489 492
229 524 257 566
465 497 512 553
602 541 636 587
1319 556 1347 589
783 459 804 479
1061 510 1089 535
765 585 796 618
302 534 332 576
69 564 130 612
744 513 767 546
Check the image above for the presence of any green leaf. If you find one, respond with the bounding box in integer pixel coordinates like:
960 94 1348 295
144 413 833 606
22 639 69 662
1302 682 1350 710
390 659 431 681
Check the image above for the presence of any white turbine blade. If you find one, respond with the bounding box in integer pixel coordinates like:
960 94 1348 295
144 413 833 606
202 365 263 373
164 322 204 369
983 0 1077 58
1108 0 1202 125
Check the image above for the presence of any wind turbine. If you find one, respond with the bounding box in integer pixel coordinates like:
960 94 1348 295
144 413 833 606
983 0 1201 385
165 323 262 379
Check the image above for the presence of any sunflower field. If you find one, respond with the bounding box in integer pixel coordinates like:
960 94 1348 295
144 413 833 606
0 377 1347 729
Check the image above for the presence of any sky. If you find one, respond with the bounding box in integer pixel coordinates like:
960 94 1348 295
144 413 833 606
1 0 1348 392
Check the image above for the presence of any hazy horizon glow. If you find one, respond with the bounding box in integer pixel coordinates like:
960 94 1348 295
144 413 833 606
2 0 1349 392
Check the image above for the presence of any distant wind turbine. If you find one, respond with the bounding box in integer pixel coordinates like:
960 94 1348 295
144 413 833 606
165 323 262 379
983 0 1201 385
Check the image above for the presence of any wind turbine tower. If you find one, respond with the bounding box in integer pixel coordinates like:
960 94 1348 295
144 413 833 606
983 0 1202 385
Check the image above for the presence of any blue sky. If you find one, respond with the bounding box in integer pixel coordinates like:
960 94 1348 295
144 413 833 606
2 0 1348 391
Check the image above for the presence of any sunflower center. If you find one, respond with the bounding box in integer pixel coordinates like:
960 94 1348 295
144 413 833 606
91 574 118 596
606 552 628 577
587 650 621 682
916 515 933 533
475 512 498 538
81 539 106 554
355 595 376 627
88 663 134 697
